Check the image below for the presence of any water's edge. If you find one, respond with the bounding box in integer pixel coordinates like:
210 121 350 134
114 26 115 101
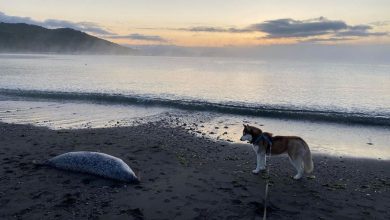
1 88 389 127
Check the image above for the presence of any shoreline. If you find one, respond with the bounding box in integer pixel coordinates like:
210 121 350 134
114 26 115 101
1 90 389 127
1 98 390 160
0 121 389 219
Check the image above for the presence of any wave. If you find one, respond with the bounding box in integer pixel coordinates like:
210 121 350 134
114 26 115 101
1 88 389 126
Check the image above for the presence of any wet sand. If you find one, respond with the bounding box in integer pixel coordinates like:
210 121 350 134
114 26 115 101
0 120 389 219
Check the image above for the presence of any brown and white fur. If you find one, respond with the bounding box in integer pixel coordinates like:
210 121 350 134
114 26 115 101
240 124 314 179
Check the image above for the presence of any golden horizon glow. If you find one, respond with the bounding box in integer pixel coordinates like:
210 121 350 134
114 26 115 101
1 0 390 47
104 28 390 47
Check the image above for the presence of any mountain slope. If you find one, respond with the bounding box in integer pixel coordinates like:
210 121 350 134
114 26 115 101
0 22 135 54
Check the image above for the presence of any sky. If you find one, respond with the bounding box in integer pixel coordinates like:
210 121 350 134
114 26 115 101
1 0 390 47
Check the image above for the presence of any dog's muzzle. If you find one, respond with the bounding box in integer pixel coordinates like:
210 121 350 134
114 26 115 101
240 134 252 142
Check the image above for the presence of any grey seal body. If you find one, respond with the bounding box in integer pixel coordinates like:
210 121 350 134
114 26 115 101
47 151 139 183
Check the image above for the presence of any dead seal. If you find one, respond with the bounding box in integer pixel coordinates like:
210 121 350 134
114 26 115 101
45 151 139 183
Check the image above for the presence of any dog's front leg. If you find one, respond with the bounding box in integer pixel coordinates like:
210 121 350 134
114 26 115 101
252 145 266 174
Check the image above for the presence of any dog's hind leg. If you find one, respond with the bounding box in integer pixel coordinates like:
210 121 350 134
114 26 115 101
289 155 304 180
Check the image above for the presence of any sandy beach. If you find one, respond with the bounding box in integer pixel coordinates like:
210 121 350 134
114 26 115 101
2 1 390 219
0 119 389 220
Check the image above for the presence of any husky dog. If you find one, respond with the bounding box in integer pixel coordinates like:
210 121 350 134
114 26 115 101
240 124 314 179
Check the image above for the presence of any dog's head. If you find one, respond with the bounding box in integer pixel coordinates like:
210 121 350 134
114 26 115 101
240 124 262 142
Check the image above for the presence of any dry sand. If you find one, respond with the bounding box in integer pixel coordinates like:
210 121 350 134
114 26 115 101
0 120 389 219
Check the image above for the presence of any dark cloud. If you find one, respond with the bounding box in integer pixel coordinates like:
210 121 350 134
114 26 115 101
177 17 388 41
255 18 387 39
0 11 113 35
335 25 387 37
177 17 349 37
105 33 168 42
253 17 347 38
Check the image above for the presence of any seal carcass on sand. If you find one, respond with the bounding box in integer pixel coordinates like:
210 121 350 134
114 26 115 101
46 151 139 183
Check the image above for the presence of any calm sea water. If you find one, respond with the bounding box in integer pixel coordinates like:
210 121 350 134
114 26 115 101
1 54 389 159
1 54 389 126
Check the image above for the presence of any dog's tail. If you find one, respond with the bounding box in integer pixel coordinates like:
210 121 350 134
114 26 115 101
303 142 314 174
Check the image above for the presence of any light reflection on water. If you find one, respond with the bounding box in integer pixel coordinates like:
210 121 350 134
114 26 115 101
1 54 389 116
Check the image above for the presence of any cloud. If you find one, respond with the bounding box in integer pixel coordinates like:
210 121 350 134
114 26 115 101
252 17 348 38
175 17 349 37
255 18 388 39
369 20 390 27
176 17 388 41
0 11 113 35
105 33 168 42
299 37 354 43
335 25 387 37
178 26 250 33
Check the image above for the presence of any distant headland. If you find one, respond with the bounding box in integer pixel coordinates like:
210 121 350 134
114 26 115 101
0 22 136 55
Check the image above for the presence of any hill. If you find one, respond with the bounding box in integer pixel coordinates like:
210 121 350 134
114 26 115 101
0 22 135 54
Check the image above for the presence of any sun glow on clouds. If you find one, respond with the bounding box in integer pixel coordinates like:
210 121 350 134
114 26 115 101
104 17 389 47
0 9 389 47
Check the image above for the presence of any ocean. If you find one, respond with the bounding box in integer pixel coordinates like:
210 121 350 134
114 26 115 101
0 53 389 159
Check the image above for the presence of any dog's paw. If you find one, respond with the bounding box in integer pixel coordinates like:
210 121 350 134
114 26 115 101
293 174 303 180
252 169 260 174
